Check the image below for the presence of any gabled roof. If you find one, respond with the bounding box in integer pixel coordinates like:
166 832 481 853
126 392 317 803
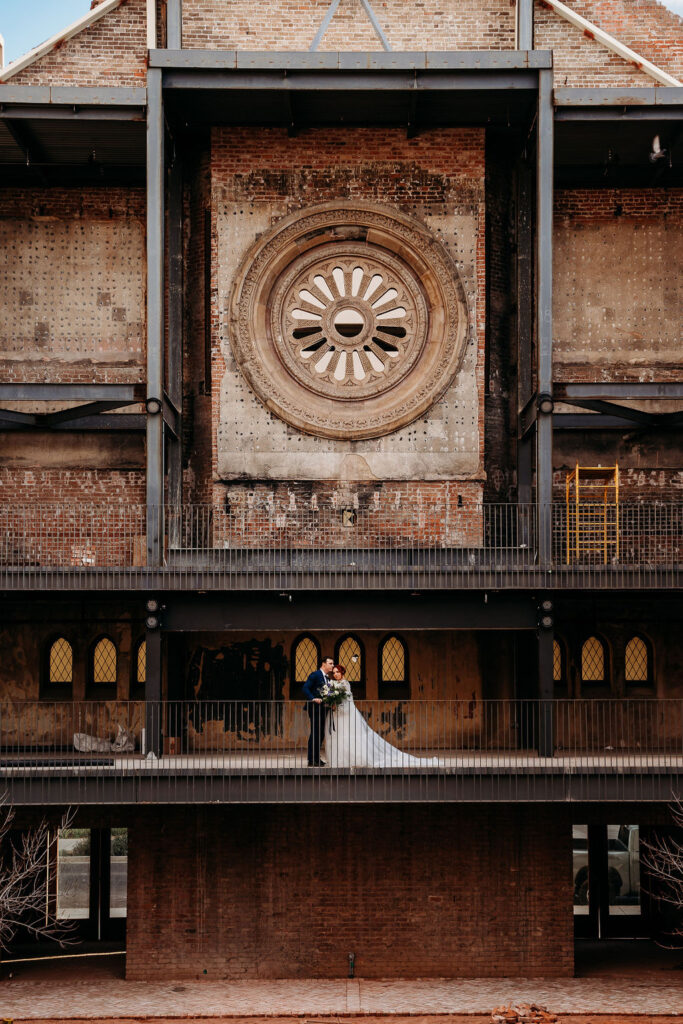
541 0 681 86
0 0 155 83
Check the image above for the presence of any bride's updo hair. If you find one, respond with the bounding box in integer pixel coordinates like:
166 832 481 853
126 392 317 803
334 664 346 676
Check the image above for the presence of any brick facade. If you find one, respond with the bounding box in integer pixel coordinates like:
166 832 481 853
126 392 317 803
10 0 148 88
126 804 574 980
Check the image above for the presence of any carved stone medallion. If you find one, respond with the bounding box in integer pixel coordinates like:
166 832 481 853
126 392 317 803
228 202 470 440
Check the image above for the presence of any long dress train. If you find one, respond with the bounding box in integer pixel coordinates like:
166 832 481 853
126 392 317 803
323 680 439 768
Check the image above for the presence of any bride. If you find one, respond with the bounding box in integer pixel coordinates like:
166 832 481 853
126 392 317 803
323 665 439 768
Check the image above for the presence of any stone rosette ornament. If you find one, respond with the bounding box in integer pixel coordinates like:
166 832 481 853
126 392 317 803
229 201 470 440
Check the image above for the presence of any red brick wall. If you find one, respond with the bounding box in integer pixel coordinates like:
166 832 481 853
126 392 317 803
126 804 574 980
536 0 683 87
181 0 515 51
9 0 147 88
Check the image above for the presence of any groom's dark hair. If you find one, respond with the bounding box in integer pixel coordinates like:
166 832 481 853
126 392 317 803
321 655 334 664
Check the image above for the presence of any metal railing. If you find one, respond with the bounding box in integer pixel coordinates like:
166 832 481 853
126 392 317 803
0 699 682 805
0 502 681 590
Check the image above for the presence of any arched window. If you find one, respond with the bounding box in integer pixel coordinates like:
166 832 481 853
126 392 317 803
49 638 73 685
135 638 146 686
625 635 652 687
335 634 365 697
91 637 117 687
379 634 409 698
291 635 321 687
581 636 608 686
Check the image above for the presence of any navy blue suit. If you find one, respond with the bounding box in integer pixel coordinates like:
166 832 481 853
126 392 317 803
303 669 328 766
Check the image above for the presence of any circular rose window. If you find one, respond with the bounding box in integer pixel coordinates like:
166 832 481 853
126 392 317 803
229 202 469 440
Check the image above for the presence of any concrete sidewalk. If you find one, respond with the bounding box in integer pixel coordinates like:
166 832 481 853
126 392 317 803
2 973 683 1019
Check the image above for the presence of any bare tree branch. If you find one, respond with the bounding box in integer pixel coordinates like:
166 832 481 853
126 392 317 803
0 795 78 952
641 793 683 942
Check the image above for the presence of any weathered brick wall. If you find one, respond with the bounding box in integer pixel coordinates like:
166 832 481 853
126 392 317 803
553 189 683 380
0 188 146 385
535 0 683 86
551 189 683 501
126 803 574 979
484 133 514 502
181 0 515 51
9 0 147 88
208 127 486 509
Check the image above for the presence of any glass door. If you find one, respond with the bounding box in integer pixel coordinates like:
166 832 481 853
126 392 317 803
573 824 644 938
56 827 127 941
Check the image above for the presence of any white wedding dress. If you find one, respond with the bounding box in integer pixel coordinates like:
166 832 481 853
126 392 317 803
323 680 440 768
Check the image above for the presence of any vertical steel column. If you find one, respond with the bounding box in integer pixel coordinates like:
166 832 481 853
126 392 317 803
517 0 534 51
167 152 183 524
146 68 165 566
538 623 555 756
167 0 182 49
536 68 554 565
516 159 533 510
145 624 162 756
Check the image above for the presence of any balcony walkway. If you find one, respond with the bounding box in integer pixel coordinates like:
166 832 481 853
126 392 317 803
2 750 682 804
2 502 682 591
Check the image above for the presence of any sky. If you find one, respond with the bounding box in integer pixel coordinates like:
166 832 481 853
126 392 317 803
1 0 683 65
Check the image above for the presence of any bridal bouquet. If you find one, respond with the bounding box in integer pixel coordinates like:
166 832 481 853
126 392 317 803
320 680 349 708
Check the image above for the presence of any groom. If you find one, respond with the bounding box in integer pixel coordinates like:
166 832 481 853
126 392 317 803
303 655 334 767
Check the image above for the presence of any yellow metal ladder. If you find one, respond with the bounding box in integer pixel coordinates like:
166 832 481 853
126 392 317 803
566 464 620 564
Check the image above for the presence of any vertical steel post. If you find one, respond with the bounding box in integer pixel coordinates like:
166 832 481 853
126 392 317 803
168 152 183 526
536 68 554 566
146 68 165 566
145 624 162 756
516 158 534 550
538 622 555 756
517 0 534 51
167 0 182 49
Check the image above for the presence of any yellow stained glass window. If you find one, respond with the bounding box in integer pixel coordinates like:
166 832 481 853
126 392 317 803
625 637 649 683
582 637 605 682
337 636 362 684
136 640 146 685
93 638 117 685
50 638 73 684
381 636 406 683
553 639 563 682
294 637 319 683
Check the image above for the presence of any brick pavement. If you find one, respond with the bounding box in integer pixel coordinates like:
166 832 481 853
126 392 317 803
3 975 683 1019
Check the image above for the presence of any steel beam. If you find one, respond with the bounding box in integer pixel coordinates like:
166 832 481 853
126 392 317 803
0 414 145 432
555 382 683 400
515 158 534 505
167 152 184 518
167 0 183 49
517 0 534 51
150 49 553 71
0 85 147 105
0 384 143 401
43 400 138 426
538 621 555 757
162 593 539 632
146 68 165 568
553 413 652 430
555 107 683 122
144 626 162 756
161 69 540 91
536 69 554 563
554 86 683 107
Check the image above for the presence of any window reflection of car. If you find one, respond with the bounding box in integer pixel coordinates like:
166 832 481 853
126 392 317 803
573 825 640 905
